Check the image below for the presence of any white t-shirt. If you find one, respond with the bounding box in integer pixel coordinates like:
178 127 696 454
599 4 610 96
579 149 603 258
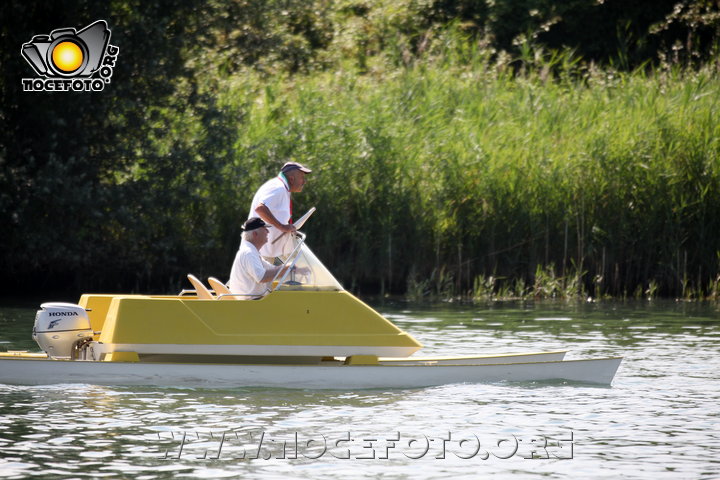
228 240 274 298
248 175 291 258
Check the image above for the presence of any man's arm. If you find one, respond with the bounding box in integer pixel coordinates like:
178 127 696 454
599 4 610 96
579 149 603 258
255 204 296 234
260 264 292 283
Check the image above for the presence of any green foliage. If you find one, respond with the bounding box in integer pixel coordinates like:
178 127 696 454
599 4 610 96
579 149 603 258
2 0 720 298
216 53 720 299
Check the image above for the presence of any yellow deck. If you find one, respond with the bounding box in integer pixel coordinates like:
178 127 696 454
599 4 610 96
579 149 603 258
78 290 422 352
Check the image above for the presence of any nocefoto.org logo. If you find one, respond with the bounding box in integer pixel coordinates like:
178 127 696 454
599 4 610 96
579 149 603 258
21 20 119 92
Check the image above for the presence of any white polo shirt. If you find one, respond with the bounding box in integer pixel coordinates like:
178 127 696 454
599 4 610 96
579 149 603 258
228 240 274 298
248 174 291 258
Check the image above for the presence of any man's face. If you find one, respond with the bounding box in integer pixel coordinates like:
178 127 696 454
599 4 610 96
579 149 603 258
287 170 307 193
255 226 269 246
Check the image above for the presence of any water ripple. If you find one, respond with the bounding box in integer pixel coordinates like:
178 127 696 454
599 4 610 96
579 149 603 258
0 301 719 479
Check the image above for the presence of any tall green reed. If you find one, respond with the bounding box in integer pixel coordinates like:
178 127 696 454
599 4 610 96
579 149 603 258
212 43 720 299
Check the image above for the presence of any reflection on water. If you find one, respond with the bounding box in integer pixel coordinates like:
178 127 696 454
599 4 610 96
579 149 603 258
1 299 719 479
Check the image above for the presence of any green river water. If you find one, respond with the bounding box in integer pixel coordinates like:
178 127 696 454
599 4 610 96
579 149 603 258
0 299 718 479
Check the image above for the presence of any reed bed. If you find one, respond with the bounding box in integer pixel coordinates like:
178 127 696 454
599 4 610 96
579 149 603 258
215 52 720 299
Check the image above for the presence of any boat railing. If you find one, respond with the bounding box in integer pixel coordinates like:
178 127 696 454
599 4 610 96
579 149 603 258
271 231 306 293
215 293 262 300
178 289 258 300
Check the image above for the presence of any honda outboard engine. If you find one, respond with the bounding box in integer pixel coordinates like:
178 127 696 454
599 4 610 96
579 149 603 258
32 303 93 359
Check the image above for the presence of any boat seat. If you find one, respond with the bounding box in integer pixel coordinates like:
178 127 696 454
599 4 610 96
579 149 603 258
208 277 235 301
187 274 214 300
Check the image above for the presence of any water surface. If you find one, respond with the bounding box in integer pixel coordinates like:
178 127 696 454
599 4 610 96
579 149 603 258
1 299 719 479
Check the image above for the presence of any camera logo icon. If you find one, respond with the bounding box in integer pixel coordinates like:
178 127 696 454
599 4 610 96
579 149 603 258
21 20 119 92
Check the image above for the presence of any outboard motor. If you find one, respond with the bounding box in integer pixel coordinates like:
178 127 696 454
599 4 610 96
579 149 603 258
32 303 93 359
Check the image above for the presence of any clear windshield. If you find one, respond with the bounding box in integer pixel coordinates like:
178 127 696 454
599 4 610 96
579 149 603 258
277 241 343 291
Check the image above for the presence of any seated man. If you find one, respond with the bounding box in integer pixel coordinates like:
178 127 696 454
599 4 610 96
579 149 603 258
228 217 291 299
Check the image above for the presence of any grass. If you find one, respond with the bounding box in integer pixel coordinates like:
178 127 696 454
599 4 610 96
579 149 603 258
208 47 720 297
206 46 720 299
81 29 716 300
6 3 720 298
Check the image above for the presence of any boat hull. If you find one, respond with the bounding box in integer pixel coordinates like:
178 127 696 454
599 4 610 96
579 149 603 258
0 355 621 388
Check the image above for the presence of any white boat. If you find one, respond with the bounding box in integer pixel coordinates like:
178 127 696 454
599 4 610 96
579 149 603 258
0 354 620 388
0 229 622 388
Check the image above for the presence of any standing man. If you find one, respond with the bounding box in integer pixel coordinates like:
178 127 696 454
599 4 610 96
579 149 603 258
228 217 292 298
248 161 312 259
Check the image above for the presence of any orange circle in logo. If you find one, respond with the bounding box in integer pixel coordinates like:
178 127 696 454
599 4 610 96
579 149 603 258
52 41 83 72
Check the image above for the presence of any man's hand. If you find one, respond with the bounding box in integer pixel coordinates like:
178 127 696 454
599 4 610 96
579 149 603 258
278 223 297 234
255 204 295 233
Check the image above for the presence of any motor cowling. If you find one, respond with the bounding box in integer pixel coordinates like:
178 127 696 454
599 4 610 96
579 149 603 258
33 302 93 359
